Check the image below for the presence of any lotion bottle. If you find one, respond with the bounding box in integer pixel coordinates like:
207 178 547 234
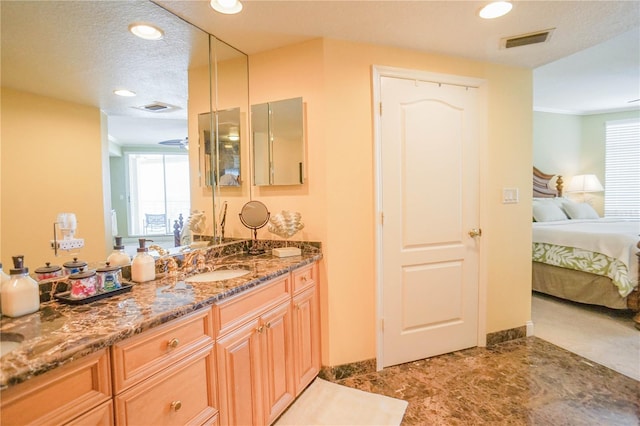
131 239 155 283
0 262 10 316
1 255 40 318
107 236 131 267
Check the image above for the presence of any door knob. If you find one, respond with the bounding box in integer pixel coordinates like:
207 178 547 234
468 228 482 238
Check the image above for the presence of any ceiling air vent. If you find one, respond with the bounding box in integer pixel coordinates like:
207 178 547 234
502 28 555 49
133 102 180 113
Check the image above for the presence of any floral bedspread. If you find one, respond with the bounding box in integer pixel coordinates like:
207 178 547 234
532 242 634 297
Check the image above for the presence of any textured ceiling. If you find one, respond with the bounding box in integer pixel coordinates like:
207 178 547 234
2 1 638 146
161 0 639 69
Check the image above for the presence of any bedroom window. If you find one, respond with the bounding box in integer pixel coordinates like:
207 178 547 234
604 118 640 219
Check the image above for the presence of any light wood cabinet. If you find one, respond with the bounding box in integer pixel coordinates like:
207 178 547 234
214 274 295 426
260 301 295 424
291 263 321 395
215 316 263 425
111 307 214 393
0 348 112 426
114 345 217 425
66 400 114 426
111 307 218 425
1 261 319 426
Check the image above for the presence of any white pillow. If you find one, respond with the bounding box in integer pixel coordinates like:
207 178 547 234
533 202 569 222
563 202 599 219
533 197 575 207
553 197 575 208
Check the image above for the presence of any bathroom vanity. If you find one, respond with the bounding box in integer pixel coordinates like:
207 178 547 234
0 243 321 426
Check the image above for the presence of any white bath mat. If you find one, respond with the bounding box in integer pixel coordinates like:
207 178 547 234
275 377 408 426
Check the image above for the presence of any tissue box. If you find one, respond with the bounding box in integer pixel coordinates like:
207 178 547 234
272 247 301 257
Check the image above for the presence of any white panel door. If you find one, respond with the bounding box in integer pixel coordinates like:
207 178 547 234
380 74 481 368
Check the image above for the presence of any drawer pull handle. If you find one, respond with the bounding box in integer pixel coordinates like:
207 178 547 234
171 400 182 412
256 325 265 334
167 338 180 349
266 322 272 329
301 276 307 282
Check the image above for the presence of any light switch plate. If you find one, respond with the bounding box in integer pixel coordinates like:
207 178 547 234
502 188 519 204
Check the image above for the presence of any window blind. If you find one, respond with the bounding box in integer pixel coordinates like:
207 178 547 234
604 118 640 219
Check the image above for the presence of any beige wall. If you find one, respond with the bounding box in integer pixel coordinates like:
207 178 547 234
1 87 107 269
1 36 534 368
248 39 533 366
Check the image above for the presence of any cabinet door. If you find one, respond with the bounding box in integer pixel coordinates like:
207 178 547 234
216 318 263 426
261 302 294 425
292 285 321 395
0 349 111 426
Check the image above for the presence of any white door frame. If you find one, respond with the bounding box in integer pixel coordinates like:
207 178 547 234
372 65 488 371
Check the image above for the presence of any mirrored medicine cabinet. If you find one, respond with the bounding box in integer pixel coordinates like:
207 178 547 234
199 108 242 187
252 97 305 186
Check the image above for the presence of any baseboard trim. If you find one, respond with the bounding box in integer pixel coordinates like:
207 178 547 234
526 320 534 337
325 326 529 377
486 325 527 347
319 358 377 381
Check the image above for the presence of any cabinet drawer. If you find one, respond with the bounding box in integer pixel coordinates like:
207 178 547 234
111 307 213 393
292 263 316 294
213 274 290 337
114 344 217 426
66 400 113 426
0 349 111 426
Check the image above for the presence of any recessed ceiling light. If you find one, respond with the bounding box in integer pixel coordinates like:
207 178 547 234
113 89 136 97
479 1 513 19
210 0 243 15
128 23 164 40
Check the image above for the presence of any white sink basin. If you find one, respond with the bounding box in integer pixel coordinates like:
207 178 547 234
185 269 250 283
1 333 24 357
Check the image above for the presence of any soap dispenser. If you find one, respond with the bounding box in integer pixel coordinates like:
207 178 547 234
131 239 155 283
1 255 40 318
107 236 131 267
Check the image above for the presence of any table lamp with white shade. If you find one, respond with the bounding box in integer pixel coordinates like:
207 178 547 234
565 174 604 203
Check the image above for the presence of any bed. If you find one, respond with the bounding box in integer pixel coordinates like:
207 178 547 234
531 167 640 328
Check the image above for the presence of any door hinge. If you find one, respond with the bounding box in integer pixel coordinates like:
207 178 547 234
379 102 382 116
380 212 384 225
380 318 384 331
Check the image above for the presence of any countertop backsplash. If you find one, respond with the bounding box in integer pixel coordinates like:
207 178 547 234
33 239 321 303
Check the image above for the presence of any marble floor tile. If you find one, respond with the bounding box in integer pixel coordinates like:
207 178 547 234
335 337 640 425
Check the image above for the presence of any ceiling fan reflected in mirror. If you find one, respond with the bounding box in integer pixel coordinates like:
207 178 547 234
158 137 188 149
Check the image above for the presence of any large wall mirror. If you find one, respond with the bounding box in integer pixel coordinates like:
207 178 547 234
1 1 249 269
252 97 305 186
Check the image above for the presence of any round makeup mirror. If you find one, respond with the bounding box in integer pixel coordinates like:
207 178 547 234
239 201 270 254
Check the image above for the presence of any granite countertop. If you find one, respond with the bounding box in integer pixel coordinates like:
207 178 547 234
0 245 322 391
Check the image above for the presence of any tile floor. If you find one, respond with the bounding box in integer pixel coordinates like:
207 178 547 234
335 337 640 425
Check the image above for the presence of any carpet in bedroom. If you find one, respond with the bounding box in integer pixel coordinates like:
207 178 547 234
274 378 408 426
532 292 640 381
